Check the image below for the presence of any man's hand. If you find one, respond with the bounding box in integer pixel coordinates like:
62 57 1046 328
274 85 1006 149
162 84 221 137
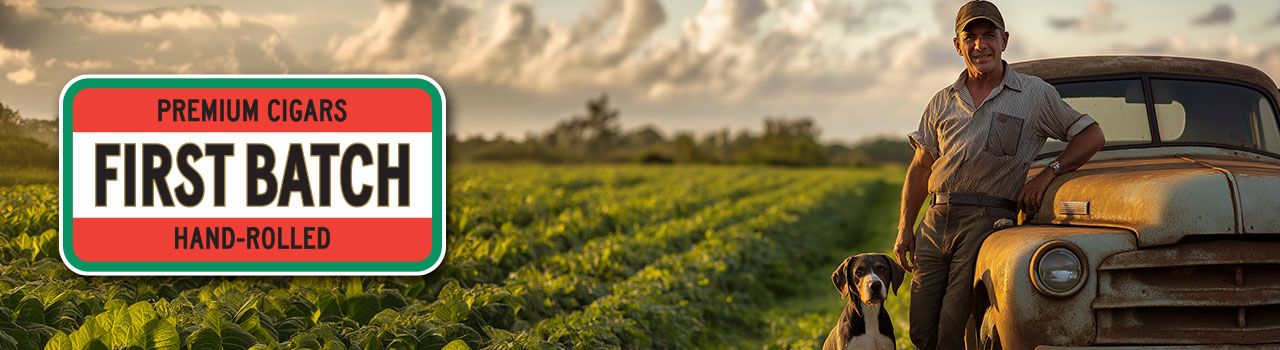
894 228 917 273
1018 169 1055 215
896 147 933 274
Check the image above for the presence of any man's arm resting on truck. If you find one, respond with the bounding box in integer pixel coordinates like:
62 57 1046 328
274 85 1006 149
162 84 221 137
1018 123 1105 214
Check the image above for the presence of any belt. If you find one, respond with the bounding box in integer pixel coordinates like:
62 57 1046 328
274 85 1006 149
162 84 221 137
932 193 1018 212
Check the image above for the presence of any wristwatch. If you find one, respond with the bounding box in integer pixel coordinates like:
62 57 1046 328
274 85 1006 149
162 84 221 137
1048 160 1062 175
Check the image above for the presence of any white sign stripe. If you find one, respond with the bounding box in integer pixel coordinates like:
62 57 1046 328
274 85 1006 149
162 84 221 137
72 132 432 218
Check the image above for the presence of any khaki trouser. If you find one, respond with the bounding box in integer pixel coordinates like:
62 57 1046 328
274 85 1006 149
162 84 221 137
909 204 1016 350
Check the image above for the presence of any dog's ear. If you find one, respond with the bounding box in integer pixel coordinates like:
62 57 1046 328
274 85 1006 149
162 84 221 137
886 254 906 295
832 256 854 300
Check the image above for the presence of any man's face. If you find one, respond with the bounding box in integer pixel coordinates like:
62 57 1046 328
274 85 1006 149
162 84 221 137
953 20 1009 76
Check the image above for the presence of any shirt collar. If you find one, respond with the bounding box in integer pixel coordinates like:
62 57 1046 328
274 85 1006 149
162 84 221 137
950 60 1024 94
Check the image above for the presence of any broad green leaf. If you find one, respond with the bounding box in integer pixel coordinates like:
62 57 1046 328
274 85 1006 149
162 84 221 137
344 277 363 298
440 340 470 350
37 229 58 259
287 333 319 349
99 301 137 346
232 295 260 323
343 294 380 325
45 300 84 333
414 333 446 350
369 309 399 326
236 312 276 345
439 324 481 349
377 291 406 311
13 296 45 324
310 294 341 324
430 301 469 324
0 324 23 348
272 317 307 341
357 332 384 350
84 339 109 350
436 281 463 302
127 302 159 331
69 316 105 350
141 317 179 350
218 323 256 350
321 340 347 350
203 310 226 335
186 327 222 350
43 332 70 350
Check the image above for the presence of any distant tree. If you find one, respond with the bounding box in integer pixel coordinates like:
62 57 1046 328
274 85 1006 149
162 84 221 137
671 132 702 163
447 94 912 167
542 94 621 161
752 117 826 166
0 102 19 134
0 102 57 169
621 125 665 149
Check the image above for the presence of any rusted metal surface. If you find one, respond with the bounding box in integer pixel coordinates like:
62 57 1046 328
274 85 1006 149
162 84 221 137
1034 147 1280 166
1178 157 1245 234
1093 289 1280 308
1039 344 1280 349
1180 156 1280 234
1022 156 1236 246
1095 326 1280 345
1012 56 1279 100
979 56 1280 349
1098 241 1280 270
973 226 1135 349
1093 240 1280 345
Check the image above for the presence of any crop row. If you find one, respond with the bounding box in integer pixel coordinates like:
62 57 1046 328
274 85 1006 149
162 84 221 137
0 166 900 350
521 172 892 348
441 166 791 286
413 168 840 346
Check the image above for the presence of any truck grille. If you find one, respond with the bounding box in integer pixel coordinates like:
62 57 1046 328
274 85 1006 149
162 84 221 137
1093 240 1280 344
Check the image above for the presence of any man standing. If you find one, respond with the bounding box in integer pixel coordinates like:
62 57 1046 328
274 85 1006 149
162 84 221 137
892 1 1106 349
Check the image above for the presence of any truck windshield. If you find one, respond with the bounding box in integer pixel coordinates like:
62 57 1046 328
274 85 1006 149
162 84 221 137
1040 79 1280 156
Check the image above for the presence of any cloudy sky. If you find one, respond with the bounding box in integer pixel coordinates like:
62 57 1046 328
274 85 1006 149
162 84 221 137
5 0 1280 142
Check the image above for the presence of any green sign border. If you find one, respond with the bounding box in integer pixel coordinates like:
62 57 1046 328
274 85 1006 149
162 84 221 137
58 75 446 275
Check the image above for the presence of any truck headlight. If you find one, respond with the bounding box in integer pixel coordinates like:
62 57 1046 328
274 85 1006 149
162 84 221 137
1031 241 1087 297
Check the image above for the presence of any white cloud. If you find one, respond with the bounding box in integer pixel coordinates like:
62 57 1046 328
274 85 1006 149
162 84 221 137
0 43 34 84
6 67 34 84
0 43 31 66
321 0 947 140
330 0 475 72
63 59 112 70
60 6 243 33
248 13 300 30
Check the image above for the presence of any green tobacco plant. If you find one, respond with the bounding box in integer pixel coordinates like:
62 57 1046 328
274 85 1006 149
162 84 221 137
3 165 907 349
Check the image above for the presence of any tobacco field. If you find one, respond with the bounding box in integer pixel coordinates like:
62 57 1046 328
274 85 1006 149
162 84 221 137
0 164 912 350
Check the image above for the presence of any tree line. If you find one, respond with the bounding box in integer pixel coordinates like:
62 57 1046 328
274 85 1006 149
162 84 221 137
0 102 57 170
448 95 912 167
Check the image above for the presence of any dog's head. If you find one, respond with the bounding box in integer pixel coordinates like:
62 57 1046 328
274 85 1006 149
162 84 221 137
831 253 906 305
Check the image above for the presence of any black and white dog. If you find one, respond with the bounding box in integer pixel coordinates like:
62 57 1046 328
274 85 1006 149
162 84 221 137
824 253 905 350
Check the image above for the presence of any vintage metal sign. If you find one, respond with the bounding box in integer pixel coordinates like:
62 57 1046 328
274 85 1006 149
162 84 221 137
59 75 446 275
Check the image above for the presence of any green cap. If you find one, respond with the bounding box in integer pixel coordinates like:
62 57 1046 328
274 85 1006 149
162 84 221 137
955 1 1005 34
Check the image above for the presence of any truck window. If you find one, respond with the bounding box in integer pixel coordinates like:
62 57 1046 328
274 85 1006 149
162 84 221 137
1040 79 1149 154
1151 79 1280 154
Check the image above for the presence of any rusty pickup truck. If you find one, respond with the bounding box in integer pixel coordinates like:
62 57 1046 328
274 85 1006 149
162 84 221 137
969 56 1280 349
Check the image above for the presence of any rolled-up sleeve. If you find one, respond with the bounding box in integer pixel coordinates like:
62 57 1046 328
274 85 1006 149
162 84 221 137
908 98 941 159
1035 86 1098 142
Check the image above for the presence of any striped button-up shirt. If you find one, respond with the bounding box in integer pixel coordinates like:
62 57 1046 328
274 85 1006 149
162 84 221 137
908 61 1097 201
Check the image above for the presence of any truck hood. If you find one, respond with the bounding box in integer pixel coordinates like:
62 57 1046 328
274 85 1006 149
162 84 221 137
1027 153 1280 247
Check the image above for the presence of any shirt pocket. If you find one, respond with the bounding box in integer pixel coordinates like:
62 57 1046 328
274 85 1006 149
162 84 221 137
984 113 1024 157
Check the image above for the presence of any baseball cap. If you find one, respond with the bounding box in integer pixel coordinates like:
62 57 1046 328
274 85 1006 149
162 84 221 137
955 1 1005 34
